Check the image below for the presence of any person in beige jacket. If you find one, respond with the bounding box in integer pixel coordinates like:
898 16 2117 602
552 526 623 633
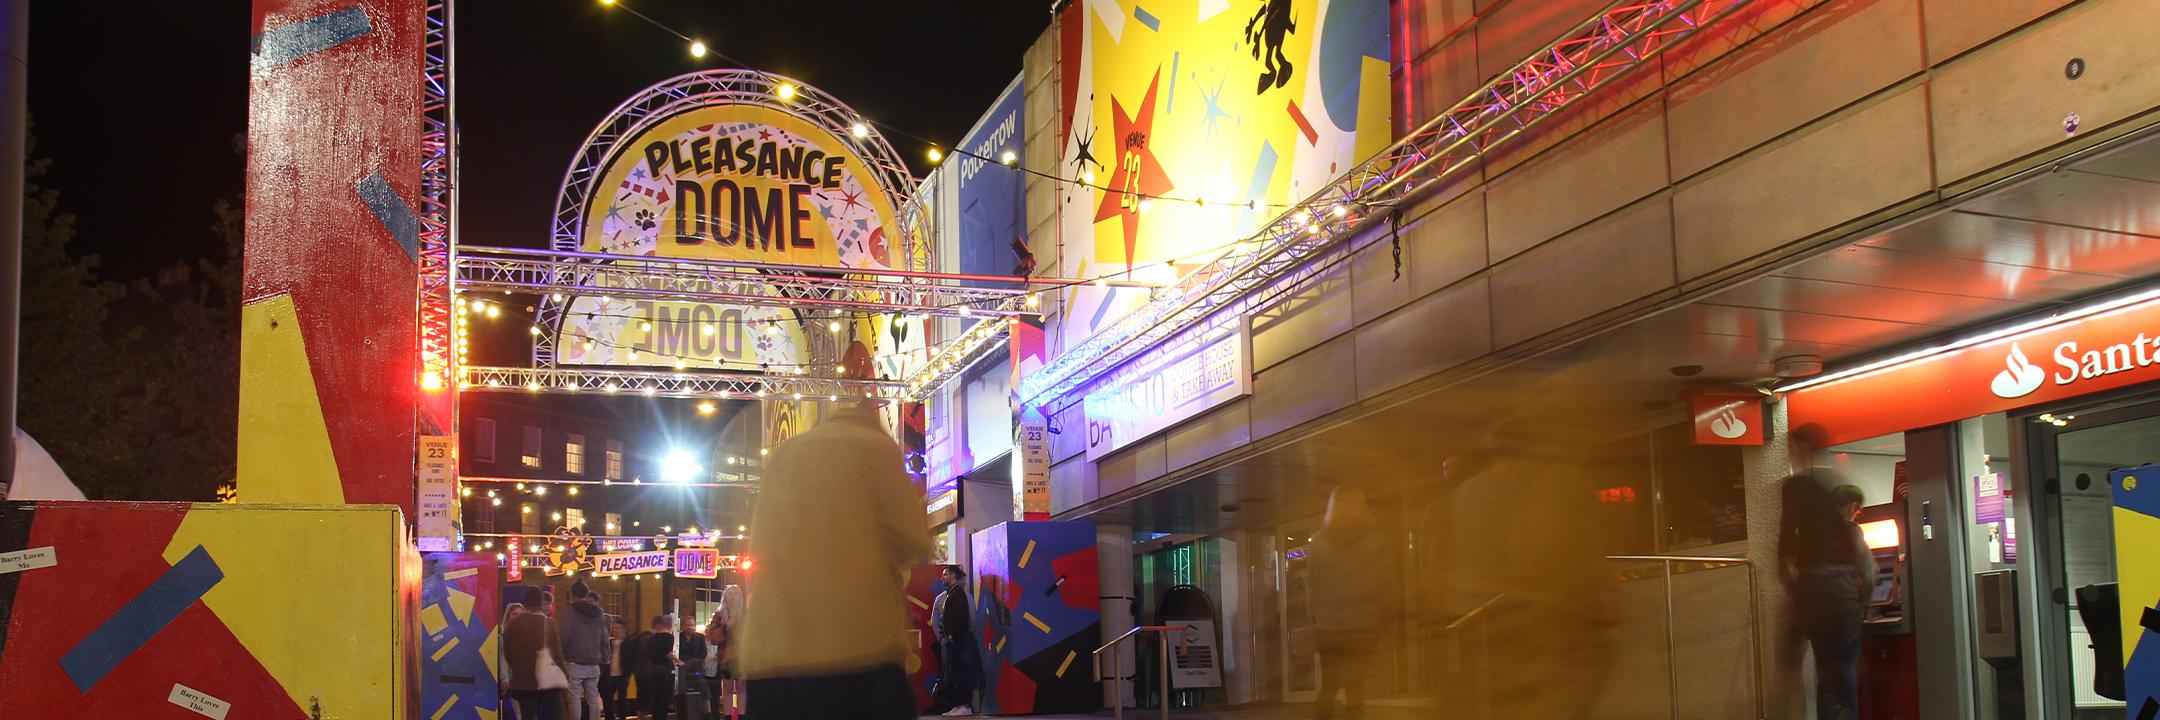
738 402 932 719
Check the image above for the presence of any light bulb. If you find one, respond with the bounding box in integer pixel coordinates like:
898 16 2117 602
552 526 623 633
567 486 579 496
775 83 797 100
828 320 842 332
851 122 870 138
1081 170 1096 185
927 147 944 164
485 305 501 318
1000 150 1017 165
689 40 707 58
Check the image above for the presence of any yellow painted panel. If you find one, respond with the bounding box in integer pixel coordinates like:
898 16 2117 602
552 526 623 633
2114 507 2160 665
1019 540 1037 569
421 605 448 636
449 588 476 624
430 636 460 662
1023 611 1051 634
236 295 344 503
1354 56 1391 161
164 505 402 717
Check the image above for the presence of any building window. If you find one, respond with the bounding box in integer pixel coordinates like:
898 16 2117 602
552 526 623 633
521 426 543 469
566 507 586 531
605 440 624 481
565 434 586 475
472 418 497 464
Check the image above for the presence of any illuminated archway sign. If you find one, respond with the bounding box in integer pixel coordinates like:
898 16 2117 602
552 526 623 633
540 70 921 372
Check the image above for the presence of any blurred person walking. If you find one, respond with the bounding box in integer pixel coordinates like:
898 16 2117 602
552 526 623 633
500 602 528 720
737 401 932 719
1779 474 1874 720
1430 419 1617 718
1309 485 1390 720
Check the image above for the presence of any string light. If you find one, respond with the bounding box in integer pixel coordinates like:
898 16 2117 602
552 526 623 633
698 401 717 415
689 40 707 58
1000 150 1017 166
775 83 797 101
850 123 869 138
927 147 944 164
828 320 842 332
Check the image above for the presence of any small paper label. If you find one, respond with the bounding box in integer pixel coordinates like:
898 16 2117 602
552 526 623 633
168 684 231 719
0 546 56 575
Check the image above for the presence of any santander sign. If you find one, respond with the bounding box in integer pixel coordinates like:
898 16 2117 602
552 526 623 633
1790 294 2160 446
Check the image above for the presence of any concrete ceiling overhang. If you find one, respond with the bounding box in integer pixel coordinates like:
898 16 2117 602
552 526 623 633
1068 127 2160 537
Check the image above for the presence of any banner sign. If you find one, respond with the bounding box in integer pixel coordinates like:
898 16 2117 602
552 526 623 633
584 104 899 267
1014 406 1052 519
416 436 456 552
592 550 671 577
596 537 647 553
1053 0 1391 353
1788 291 2160 445
673 548 721 579
1083 328 1250 461
955 76 1025 288
506 540 523 582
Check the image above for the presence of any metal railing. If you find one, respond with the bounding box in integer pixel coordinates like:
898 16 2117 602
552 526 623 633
1092 625 1186 720
1605 554 1765 720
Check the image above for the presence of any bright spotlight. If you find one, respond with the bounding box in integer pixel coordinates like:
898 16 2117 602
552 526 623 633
661 451 703 483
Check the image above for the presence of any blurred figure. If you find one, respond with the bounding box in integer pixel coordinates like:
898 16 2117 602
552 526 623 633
716 585 746 718
1310 485 1389 720
1429 419 1615 717
621 621 652 719
500 603 528 720
928 565 978 716
603 617 629 720
640 615 681 720
677 613 709 712
1778 474 1874 720
738 402 931 719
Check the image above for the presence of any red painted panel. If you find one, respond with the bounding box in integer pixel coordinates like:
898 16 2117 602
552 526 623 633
245 0 426 513
0 503 301 718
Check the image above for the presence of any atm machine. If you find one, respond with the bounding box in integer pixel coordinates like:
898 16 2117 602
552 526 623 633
1857 504 1920 720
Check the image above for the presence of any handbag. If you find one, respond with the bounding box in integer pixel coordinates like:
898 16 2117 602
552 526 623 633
534 645 571 690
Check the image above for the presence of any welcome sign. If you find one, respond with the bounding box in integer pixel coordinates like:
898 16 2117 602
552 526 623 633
592 550 670 577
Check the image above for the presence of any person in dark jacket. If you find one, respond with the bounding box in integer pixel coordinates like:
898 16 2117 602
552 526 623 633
505 587 572 720
677 617 710 712
560 580 612 720
927 565 977 716
1309 485 1390 720
641 615 682 720
603 617 629 720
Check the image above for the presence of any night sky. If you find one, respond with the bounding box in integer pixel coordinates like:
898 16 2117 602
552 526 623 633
27 0 1051 281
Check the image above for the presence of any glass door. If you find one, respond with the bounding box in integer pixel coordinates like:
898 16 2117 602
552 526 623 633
2025 396 2159 720
1276 520 1320 702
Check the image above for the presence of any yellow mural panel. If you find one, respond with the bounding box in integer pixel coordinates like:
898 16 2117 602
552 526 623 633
163 505 405 717
235 295 344 504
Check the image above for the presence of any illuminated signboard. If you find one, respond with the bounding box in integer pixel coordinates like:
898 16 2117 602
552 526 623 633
674 548 721 579
1082 327 1250 461
592 550 671 577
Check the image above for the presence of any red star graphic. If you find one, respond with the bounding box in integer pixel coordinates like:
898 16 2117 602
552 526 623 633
758 128 773 141
1093 68 1174 270
839 187 864 213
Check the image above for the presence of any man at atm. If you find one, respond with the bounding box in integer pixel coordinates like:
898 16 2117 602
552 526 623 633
1780 476 1878 720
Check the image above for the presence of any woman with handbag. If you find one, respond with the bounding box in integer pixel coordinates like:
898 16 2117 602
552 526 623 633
505 588 573 720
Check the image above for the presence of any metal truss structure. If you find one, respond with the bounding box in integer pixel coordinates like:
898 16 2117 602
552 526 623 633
418 0 456 409
902 318 1011 401
460 365 906 401
1014 0 1749 408
457 246 1033 318
531 69 930 369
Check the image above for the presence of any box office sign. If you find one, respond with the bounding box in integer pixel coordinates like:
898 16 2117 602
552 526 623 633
1082 328 1250 461
592 550 671 577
